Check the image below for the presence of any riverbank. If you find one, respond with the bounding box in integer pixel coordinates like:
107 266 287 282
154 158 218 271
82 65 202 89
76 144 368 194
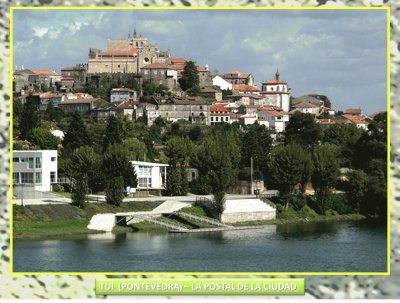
13 202 367 240
13 201 163 239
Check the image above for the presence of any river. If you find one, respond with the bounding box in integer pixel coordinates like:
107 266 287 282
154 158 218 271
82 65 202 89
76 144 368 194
13 220 387 273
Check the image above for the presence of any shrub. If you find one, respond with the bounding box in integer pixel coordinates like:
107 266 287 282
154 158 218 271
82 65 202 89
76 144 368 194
298 205 318 217
52 184 64 192
325 194 352 214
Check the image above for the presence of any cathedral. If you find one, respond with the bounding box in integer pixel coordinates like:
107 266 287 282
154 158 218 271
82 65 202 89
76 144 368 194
86 29 170 74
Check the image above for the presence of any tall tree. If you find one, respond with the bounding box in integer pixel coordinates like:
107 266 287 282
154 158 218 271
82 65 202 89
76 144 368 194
285 112 323 147
103 115 123 151
102 144 138 189
178 61 200 96
63 112 91 150
241 123 272 177
192 126 241 217
267 143 312 209
19 95 40 140
311 144 340 214
164 136 192 196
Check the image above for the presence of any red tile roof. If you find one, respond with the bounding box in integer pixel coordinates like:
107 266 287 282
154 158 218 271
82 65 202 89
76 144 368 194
232 84 260 91
210 103 228 112
117 101 138 109
170 58 187 64
142 63 169 69
344 108 362 115
342 114 365 124
224 71 249 78
32 70 60 76
292 102 319 108
61 77 74 80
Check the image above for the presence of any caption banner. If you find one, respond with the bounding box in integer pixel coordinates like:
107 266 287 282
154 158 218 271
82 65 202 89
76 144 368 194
96 278 305 295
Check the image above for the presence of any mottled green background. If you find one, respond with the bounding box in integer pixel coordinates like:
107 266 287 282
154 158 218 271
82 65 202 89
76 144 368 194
0 0 399 299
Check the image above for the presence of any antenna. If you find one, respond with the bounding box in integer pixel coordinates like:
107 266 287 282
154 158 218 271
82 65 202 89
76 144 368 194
133 23 137 38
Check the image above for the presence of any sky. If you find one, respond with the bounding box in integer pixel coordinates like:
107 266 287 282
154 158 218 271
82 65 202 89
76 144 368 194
12 9 388 114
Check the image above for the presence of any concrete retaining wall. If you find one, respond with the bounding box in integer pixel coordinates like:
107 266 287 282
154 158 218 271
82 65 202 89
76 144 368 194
221 210 276 223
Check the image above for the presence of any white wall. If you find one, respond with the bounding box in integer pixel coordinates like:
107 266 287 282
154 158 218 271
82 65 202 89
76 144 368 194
13 150 58 192
213 76 232 91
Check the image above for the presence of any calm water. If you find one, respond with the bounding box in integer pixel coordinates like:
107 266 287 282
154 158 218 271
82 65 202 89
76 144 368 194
13 221 387 272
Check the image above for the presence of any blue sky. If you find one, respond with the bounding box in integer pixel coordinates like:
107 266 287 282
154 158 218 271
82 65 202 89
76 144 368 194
13 9 387 114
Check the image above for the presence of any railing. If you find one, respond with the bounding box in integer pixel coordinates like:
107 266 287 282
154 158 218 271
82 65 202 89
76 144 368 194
134 215 189 231
176 211 232 228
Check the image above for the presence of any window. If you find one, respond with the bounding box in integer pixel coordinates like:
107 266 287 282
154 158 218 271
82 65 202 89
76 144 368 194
118 65 121 68
210 117 214 122
216 117 219 122
21 172 34 184
35 172 42 184
138 177 152 188
50 172 56 183
13 172 19 184
139 166 151 176
225 117 229 121
21 157 34 169
51 157 56 162
35 157 42 168
192 172 196 179
13 157 19 163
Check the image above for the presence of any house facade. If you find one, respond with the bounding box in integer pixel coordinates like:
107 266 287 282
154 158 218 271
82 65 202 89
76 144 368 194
130 161 168 190
13 150 58 192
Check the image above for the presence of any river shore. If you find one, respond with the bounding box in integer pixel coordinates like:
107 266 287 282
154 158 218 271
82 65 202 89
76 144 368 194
13 202 366 240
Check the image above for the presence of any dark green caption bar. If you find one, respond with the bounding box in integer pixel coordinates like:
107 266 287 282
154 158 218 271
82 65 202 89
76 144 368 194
96 278 304 295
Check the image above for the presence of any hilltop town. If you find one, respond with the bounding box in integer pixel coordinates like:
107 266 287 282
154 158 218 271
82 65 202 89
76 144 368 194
12 31 386 232
13 31 373 131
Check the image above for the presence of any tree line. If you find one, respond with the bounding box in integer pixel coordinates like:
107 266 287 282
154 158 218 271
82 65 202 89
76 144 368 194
14 95 387 220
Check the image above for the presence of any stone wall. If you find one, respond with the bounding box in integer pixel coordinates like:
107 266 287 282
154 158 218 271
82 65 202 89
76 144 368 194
221 210 276 224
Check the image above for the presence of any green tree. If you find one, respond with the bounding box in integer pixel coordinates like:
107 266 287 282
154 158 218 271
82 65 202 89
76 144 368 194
192 126 241 217
346 169 368 212
103 144 138 188
27 128 59 150
71 176 88 208
285 112 323 147
164 136 192 196
323 124 364 167
63 112 92 150
106 176 125 206
69 146 102 194
122 137 147 161
178 61 200 96
311 144 340 214
241 123 272 177
354 112 387 170
103 115 124 151
267 144 312 209
19 95 40 140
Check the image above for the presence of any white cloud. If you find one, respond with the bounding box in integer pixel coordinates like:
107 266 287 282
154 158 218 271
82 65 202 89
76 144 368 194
141 20 184 35
32 27 48 38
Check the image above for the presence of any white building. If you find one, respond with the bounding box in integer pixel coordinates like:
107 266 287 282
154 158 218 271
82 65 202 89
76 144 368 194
13 150 58 192
212 75 232 91
258 108 289 133
110 88 137 104
130 161 168 190
261 70 290 112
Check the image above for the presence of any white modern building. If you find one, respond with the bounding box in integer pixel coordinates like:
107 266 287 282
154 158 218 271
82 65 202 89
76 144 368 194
130 161 168 190
13 150 58 192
